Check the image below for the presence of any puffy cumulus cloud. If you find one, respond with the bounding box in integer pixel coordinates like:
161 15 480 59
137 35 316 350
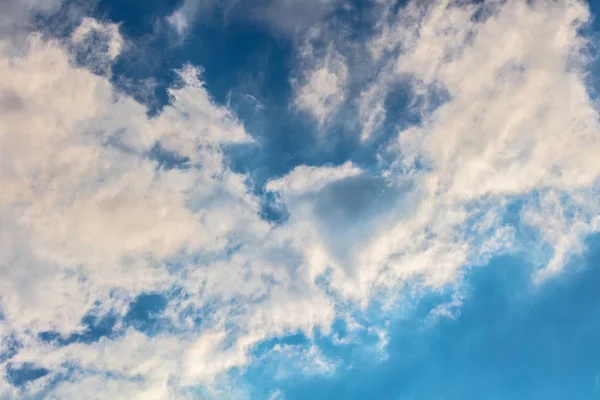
2 0 600 398
0 19 321 398
391 0 599 197
375 0 600 280
269 0 599 299
0 13 343 399
0 23 256 329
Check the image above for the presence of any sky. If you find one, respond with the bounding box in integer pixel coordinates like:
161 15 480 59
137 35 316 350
1 0 600 399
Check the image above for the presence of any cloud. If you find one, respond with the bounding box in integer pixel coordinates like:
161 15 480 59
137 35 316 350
272 0 600 304
0 22 270 396
166 0 341 37
0 14 338 397
1 0 600 398
268 389 286 400
71 17 124 62
378 0 600 279
294 0 599 289
0 0 63 34
266 161 361 196
269 344 339 378
293 43 349 126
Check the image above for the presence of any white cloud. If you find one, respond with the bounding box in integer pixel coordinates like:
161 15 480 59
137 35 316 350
266 161 361 196
521 188 600 282
293 44 348 126
182 330 248 385
271 0 600 300
166 0 216 36
72 17 122 56
1 0 600 398
0 16 338 397
378 0 600 280
0 0 63 34
0 26 271 396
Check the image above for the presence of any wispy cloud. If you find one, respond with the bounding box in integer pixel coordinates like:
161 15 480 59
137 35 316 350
293 42 349 127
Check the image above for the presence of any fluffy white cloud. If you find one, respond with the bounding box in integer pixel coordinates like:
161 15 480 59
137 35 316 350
0 15 337 398
0 24 260 328
1 0 599 398
266 161 361 195
0 21 265 396
274 0 599 299
377 0 600 280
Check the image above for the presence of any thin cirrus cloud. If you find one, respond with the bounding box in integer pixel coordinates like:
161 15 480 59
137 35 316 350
0 0 599 398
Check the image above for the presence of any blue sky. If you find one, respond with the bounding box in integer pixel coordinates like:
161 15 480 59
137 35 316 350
264 246 600 400
1 0 600 399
